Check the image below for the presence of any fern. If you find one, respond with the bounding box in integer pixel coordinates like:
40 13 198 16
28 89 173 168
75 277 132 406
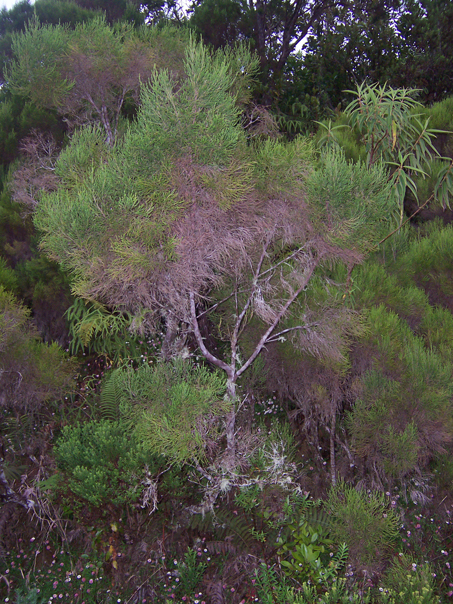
2 460 27 483
188 507 262 551
65 297 146 364
214 508 257 549
255 564 294 604
303 505 332 533
206 579 225 604
205 540 238 556
100 369 124 420
187 509 217 534
327 542 348 577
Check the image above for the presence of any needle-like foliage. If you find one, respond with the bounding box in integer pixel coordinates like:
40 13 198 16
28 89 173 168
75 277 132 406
33 38 395 464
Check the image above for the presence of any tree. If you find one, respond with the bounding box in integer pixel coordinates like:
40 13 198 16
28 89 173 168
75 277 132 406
395 0 453 102
136 0 187 24
70 0 143 24
190 0 342 100
33 39 393 468
7 17 189 144
0 0 103 86
0 1 103 173
288 0 403 111
318 82 453 228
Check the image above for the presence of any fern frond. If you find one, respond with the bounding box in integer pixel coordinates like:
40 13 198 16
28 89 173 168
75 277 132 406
187 510 216 533
330 542 349 573
3 460 27 483
206 580 225 604
206 540 238 556
303 506 332 532
100 370 123 420
215 508 256 548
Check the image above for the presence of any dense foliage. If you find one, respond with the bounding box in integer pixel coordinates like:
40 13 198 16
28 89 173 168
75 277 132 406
1 2 453 603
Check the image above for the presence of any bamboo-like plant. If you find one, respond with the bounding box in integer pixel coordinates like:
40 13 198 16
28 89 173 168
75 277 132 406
318 82 453 227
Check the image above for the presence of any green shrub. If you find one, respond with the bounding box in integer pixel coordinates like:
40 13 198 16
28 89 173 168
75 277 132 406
277 517 348 585
0 286 76 412
418 306 453 358
114 360 229 464
0 256 18 292
348 306 453 478
306 147 393 253
394 224 453 291
380 554 439 604
255 564 371 604
324 480 400 565
420 96 453 132
65 296 150 364
351 262 429 320
12 588 46 604
54 419 162 506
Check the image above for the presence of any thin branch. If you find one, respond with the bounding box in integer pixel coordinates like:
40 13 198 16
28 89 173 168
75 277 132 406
265 322 319 343
230 240 272 370
237 257 320 378
195 291 237 320
189 292 232 376
257 243 308 281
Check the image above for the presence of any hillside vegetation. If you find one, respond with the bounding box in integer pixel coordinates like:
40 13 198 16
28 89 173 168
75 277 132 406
1 3 453 603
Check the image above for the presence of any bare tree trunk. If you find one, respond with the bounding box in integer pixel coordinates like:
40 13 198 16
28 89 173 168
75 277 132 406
225 378 237 465
190 291 238 466
330 410 336 486
189 253 320 469
100 105 114 146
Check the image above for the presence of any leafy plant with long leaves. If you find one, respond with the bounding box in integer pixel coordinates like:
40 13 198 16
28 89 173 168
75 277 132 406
318 82 453 227
65 297 148 365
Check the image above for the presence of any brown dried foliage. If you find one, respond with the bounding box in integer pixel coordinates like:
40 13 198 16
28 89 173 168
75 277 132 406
59 39 157 143
73 153 321 325
10 131 60 212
